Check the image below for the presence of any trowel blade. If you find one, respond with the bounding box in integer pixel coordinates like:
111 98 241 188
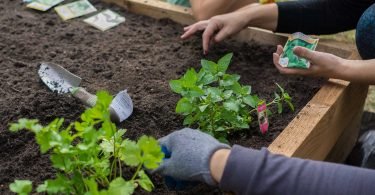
38 62 82 94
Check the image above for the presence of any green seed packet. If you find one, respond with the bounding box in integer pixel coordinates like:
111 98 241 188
279 32 319 69
55 0 97 21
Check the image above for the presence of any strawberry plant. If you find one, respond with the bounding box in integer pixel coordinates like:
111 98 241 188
169 53 294 141
9 91 164 195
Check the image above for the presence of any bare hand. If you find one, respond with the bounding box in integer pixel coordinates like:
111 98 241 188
273 45 345 78
181 11 249 54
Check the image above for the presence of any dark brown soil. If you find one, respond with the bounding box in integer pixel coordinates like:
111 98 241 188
0 0 324 194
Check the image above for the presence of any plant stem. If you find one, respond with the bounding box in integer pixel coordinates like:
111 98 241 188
131 164 142 181
118 158 122 178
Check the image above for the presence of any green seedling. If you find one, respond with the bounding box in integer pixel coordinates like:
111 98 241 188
170 53 294 142
9 91 164 195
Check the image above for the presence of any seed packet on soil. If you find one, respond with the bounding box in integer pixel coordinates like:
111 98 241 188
55 0 97 21
279 32 319 69
83 9 125 31
26 0 64 11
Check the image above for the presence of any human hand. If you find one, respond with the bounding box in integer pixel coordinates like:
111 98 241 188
273 45 346 78
181 10 250 54
153 128 230 186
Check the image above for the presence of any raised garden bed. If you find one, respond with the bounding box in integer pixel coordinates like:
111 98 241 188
0 0 369 194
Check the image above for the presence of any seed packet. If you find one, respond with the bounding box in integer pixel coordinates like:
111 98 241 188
55 0 97 21
26 0 64 11
257 102 269 134
83 9 125 31
279 32 319 69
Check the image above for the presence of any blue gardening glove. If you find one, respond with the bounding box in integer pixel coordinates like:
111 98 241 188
153 128 230 186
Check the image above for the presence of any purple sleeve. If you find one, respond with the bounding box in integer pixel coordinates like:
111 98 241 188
219 145 375 195
275 0 373 34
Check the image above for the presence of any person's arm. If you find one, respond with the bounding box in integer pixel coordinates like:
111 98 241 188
273 45 375 84
215 145 375 195
189 0 257 21
181 3 279 54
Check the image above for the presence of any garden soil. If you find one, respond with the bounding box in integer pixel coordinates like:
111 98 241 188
0 0 324 194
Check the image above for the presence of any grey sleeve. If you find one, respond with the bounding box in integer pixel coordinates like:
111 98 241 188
276 0 373 34
219 145 375 195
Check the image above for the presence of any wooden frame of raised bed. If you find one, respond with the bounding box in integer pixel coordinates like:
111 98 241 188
103 0 369 162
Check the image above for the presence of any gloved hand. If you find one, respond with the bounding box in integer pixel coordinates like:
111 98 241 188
153 128 230 186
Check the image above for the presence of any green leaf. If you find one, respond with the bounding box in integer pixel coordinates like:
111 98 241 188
206 87 222 102
138 136 164 169
223 100 240 112
243 95 257 108
223 90 233 99
199 105 209 112
50 154 72 171
217 53 233 73
108 178 135 195
183 69 198 86
9 180 32 195
274 92 280 100
37 174 70 194
242 86 251 95
277 102 283 114
188 86 205 97
286 100 295 111
283 92 292 101
220 74 240 87
9 119 41 133
138 170 154 192
176 98 193 114
100 138 114 154
84 178 100 195
96 91 113 109
201 60 217 74
120 140 141 167
169 80 183 93
200 73 216 85
183 115 194 125
275 83 285 93
231 82 243 94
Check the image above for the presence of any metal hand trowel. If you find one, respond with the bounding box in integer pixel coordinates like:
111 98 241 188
38 62 133 123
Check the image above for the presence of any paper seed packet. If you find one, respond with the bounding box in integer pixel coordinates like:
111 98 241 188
84 9 125 31
279 32 319 69
55 0 97 21
27 0 64 11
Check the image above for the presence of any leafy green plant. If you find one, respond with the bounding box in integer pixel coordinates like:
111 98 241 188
169 53 294 141
9 91 164 195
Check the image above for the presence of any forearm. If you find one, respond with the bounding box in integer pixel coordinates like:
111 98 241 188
189 0 256 20
339 59 375 84
238 3 279 31
218 145 375 195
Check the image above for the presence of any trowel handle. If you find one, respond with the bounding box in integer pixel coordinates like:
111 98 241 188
71 87 97 107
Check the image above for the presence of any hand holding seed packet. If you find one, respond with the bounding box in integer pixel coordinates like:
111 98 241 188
279 32 319 69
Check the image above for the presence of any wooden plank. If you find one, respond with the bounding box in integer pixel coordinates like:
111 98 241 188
102 0 195 24
325 52 368 162
103 0 368 161
268 51 368 160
